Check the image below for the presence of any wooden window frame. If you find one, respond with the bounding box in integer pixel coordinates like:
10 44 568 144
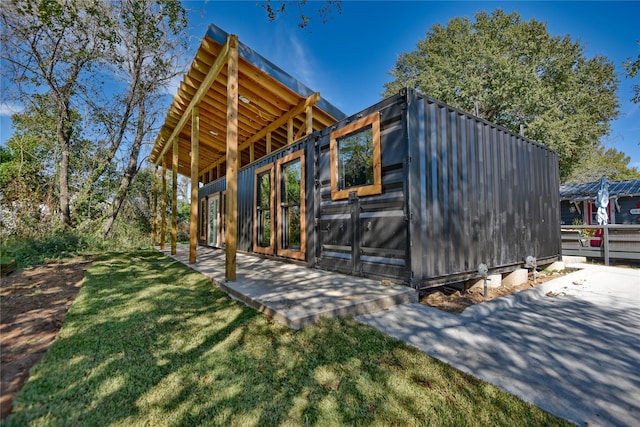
276 150 306 260
330 112 382 200
199 197 207 241
253 163 275 255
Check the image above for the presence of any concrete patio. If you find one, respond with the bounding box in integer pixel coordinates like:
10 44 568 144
159 245 417 329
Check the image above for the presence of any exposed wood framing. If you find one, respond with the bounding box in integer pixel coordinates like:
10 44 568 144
198 92 321 178
190 106 200 264
153 37 232 167
226 35 239 281
171 139 178 255
160 158 167 250
287 117 294 144
306 104 313 135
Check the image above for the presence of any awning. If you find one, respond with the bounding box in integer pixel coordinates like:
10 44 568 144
149 23 346 181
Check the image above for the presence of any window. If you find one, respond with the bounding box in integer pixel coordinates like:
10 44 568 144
276 150 305 260
330 112 382 200
254 164 275 254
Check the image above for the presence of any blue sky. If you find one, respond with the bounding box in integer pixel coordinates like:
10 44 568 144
2 1 639 170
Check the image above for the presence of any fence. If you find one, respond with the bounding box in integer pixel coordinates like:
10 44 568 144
561 225 640 265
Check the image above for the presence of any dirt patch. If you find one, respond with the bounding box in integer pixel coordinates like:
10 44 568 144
0 257 93 420
420 270 569 315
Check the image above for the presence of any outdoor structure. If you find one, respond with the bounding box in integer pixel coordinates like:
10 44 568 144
560 178 640 263
560 178 640 225
150 23 562 289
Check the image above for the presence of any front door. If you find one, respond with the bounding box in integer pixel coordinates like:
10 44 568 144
276 150 306 260
207 194 220 247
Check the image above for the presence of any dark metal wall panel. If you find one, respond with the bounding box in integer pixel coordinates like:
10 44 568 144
198 178 226 246
315 94 411 280
198 138 314 262
412 91 561 285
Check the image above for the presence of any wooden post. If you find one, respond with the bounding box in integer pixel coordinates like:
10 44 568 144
171 139 178 255
152 166 158 246
189 106 200 264
160 157 167 250
226 35 239 281
250 142 254 163
306 104 313 135
266 132 272 154
287 117 294 144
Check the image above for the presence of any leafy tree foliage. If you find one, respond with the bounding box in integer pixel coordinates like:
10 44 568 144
1 0 187 239
624 41 640 103
384 10 619 180
1 0 116 227
263 0 341 28
565 146 640 183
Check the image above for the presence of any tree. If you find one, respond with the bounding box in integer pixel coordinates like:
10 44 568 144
1 0 187 236
384 10 619 180
262 0 341 28
0 95 60 235
1 0 116 228
624 40 640 103
565 146 640 183
99 0 187 237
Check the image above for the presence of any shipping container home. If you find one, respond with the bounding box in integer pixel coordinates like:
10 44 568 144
560 179 640 225
150 23 562 288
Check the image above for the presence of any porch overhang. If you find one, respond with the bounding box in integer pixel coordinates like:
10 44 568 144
149 23 345 182
149 23 345 277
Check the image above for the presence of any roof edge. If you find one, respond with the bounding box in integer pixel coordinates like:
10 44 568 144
206 23 346 121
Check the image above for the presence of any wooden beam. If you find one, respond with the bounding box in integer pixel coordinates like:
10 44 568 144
160 157 167 250
238 92 320 152
171 139 178 255
189 106 200 264
153 37 231 166
226 35 239 281
152 167 158 246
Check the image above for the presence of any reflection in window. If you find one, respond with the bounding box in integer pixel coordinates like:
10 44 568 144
281 159 301 250
256 171 271 247
330 112 381 200
338 125 374 191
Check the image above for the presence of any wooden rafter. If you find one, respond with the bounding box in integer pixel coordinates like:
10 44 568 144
154 36 231 166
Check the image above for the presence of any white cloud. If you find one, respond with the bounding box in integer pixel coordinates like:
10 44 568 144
0 102 23 117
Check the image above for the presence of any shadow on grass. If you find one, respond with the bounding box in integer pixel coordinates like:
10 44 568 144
5 251 570 426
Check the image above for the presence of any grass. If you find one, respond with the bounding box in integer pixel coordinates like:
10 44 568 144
5 251 571 426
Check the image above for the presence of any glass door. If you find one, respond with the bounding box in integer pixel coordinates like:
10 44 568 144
276 150 305 260
254 165 274 254
207 194 220 247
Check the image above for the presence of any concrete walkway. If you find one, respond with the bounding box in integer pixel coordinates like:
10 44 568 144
161 245 416 329
357 263 640 427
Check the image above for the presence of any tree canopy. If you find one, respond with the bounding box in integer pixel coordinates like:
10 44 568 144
384 9 620 181
1 0 187 236
624 40 640 104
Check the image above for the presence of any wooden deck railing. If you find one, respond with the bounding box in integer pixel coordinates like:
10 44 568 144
561 225 640 265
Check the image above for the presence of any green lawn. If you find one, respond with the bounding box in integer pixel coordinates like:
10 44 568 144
5 251 571 426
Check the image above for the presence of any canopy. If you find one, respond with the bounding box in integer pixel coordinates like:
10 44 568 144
150 23 345 181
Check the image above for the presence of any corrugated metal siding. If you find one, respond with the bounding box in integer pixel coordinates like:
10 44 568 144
315 95 411 280
198 138 313 260
197 89 561 286
410 91 561 285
